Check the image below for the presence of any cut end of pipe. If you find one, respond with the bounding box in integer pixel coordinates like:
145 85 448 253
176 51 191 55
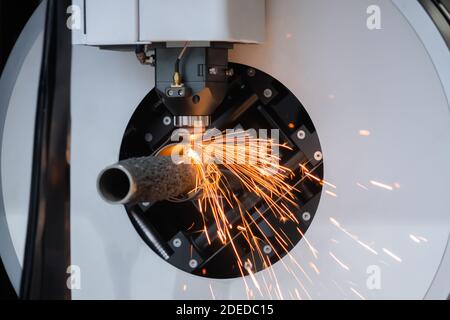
97 165 135 204
97 156 197 205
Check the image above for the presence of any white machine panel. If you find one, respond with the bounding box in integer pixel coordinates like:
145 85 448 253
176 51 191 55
138 0 265 43
85 0 139 45
75 0 265 45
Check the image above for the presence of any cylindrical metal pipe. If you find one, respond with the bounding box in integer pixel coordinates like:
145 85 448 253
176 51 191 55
97 156 196 204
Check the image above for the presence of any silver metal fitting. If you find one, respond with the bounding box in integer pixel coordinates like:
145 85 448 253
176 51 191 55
173 116 211 128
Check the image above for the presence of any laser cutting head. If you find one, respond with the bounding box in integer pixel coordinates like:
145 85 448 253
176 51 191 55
150 43 233 129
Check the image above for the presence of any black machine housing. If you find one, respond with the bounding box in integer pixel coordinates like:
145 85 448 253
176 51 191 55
152 43 231 117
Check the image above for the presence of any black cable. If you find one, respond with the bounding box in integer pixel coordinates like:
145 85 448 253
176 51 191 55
20 0 72 300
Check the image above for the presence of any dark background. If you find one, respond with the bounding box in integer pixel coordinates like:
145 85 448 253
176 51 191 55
0 0 40 300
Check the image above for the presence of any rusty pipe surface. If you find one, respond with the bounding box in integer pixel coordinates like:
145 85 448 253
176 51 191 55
97 156 196 204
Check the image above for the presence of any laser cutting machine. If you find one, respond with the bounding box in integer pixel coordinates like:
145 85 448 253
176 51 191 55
1 0 450 300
